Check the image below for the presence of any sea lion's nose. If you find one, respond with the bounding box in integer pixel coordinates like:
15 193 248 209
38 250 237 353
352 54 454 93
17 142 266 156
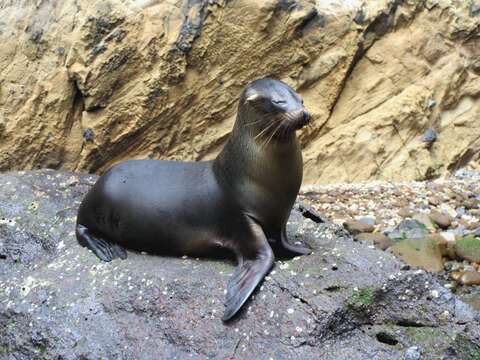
303 111 311 124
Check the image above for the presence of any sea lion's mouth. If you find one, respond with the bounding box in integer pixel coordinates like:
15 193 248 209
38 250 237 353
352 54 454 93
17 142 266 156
286 109 310 128
249 108 311 144
258 110 311 141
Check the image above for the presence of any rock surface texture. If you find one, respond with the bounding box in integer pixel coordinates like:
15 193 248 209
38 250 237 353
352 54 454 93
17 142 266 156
1 0 480 183
1 170 480 359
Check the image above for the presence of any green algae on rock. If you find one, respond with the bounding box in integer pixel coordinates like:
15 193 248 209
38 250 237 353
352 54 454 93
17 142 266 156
455 237 480 263
390 237 444 273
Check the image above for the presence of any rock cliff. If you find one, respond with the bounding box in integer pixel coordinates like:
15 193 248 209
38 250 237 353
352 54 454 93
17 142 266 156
0 0 479 182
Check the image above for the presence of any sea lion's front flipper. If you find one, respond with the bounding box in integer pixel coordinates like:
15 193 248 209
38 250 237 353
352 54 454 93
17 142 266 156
222 222 274 321
76 224 127 262
280 226 311 256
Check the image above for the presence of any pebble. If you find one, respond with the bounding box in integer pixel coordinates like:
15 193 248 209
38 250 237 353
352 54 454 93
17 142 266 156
428 210 452 229
428 196 441 206
398 207 414 218
355 233 392 250
459 271 480 286
404 346 421 360
413 213 436 232
343 220 375 235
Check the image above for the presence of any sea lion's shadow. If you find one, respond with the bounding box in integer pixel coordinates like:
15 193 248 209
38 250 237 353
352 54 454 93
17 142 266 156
131 241 300 263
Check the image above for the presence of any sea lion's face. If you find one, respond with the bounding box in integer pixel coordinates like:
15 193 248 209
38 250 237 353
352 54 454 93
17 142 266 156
241 78 311 141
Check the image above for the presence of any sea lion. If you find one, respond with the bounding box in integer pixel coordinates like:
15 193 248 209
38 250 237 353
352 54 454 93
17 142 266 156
76 78 311 321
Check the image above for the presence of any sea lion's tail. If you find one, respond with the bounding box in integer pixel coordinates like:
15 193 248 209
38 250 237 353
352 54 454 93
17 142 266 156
76 224 127 262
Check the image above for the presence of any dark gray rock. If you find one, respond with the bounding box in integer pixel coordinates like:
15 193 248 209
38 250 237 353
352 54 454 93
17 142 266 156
0 170 479 359
421 128 437 143
473 227 480 238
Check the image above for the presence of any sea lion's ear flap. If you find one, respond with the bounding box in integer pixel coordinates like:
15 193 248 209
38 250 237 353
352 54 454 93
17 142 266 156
244 92 261 103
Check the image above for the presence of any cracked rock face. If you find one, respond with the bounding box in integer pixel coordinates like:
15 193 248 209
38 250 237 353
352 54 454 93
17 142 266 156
1 170 479 359
0 0 479 183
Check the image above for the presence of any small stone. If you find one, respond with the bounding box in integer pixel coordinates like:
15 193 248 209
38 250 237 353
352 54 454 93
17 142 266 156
404 346 421 360
398 207 413 218
388 219 428 241
413 213 436 232
464 199 479 210
429 210 452 230
450 271 463 282
440 204 457 219
458 219 478 230
354 215 376 226
439 231 456 243
456 207 466 218
428 196 441 206
344 220 375 235
83 128 94 142
355 233 393 250
459 271 480 286
426 99 437 110
471 2 480 16
421 128 437 143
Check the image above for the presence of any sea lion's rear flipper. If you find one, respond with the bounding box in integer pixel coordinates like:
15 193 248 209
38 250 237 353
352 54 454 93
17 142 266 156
76 224 127 262
280 227 311 256
222 221 274 321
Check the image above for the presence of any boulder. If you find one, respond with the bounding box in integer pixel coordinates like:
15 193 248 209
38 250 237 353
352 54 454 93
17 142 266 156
0 170 479 359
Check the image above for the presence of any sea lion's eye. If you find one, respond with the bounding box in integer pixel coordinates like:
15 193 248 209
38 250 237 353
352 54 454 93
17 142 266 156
272 100 286 105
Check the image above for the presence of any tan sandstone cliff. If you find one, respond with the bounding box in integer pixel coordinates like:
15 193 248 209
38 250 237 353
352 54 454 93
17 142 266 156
0 0 479 183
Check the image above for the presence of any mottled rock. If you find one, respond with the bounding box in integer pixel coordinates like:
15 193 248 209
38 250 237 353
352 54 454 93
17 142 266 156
388 220 428 241
1 170 479 359
413 213 436 232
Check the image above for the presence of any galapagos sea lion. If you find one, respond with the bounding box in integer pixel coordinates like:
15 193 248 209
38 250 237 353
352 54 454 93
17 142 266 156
76 78 311 321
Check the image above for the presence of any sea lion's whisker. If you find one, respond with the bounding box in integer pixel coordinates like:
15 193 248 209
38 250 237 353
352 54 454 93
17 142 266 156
245 119 264 127
262 121 283 149
254 120 277 141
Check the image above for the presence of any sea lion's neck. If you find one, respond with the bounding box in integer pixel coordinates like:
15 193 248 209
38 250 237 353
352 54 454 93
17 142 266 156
213 108 301 190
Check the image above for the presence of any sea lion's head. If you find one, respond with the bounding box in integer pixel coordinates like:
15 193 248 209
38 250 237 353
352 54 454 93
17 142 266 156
238 78 311 142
